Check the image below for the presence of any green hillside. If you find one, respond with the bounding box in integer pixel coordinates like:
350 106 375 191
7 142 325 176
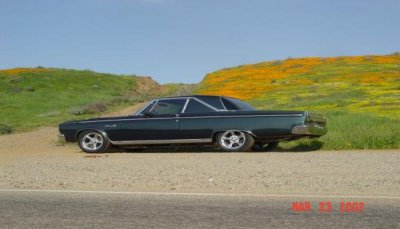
196 54 400 150
0 68 164 133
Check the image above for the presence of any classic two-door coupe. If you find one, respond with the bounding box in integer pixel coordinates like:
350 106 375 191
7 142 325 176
59 95 327 153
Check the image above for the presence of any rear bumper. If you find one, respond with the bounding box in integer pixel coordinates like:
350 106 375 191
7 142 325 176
291 124 327 136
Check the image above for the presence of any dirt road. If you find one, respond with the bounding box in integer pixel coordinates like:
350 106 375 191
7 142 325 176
0 105 399 196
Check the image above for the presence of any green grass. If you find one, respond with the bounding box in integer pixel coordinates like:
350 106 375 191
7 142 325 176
0 68 168 132
276 112 400 151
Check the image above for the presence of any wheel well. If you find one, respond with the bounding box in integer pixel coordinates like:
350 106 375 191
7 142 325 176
211 131 221 143
75 129 108 141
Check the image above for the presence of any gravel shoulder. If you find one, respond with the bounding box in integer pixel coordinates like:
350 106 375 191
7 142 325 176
0 106 399 196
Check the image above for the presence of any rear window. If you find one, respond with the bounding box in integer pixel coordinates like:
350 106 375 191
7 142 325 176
221 97 255 111
197 96 225 110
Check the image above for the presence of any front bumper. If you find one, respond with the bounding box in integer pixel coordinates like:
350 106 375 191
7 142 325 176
58 133 67 142
291 124 327 136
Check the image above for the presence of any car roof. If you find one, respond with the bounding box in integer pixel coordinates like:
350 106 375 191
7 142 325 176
158 95 234 100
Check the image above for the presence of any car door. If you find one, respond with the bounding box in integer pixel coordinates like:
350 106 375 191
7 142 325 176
178 98 218 139
107 99 186 142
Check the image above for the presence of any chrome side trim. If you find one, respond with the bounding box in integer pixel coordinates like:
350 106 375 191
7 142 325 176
219 97 227 111
180 114 303 119
148 99 159 113
181 98 190 113
110 138 212 145
77 114 304 123
134 101 154 115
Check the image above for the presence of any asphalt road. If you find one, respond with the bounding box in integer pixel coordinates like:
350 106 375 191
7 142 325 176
0 190 399 228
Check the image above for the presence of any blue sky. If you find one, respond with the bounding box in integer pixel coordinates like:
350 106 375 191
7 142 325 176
0 0 399 83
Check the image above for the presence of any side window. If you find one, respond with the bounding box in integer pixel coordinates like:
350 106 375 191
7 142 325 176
184 99 214 113
150 99 186 115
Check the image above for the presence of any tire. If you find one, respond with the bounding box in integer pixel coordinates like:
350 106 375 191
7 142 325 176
217 130 254 152
78 130 110 153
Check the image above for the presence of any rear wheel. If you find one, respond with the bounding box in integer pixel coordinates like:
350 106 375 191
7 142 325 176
217 130 254 152
78 130 110 153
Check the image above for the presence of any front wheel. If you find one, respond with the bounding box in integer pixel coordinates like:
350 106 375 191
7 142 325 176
78 130 110 153
217 130 254 152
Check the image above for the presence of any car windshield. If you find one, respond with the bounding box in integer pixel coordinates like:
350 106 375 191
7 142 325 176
134 101 156 115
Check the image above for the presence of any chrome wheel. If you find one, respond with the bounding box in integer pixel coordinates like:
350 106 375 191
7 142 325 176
81 132 104 151
220 130 246 150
